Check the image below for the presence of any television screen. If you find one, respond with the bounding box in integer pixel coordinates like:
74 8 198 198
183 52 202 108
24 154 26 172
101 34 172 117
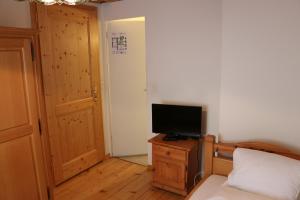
152 104 202 138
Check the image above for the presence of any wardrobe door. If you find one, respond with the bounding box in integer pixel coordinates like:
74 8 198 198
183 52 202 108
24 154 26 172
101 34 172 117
36 5 105 184
0 37 47 200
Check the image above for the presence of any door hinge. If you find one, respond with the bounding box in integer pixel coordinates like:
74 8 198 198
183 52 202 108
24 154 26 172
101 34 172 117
30 42 35 61
47 187 51 200
38 119 42 135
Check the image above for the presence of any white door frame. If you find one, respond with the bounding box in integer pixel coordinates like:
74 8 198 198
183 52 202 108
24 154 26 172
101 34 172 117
102 17 149 157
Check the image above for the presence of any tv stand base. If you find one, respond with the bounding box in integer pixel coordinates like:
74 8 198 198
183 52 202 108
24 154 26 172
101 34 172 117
163 135 187 141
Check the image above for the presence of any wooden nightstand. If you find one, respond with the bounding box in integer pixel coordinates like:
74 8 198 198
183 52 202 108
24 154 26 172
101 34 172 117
149 134 201 196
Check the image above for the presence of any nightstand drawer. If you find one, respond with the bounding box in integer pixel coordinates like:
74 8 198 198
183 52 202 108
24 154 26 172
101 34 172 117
153 145 186 162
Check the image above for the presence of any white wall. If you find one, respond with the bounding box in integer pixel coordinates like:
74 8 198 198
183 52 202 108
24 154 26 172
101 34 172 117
219 0 300 151
99 0 222 163
0 0 31 28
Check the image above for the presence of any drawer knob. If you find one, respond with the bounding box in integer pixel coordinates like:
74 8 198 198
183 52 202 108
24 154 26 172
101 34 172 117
166 151 170 156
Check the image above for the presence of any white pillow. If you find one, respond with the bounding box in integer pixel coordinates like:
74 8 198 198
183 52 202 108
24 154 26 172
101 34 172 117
228 148 300 200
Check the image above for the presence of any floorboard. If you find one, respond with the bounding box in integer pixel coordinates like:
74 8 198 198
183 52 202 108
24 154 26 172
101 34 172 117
54 158 184 200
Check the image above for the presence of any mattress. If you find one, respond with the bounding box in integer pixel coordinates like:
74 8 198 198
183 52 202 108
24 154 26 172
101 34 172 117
189 175 277 200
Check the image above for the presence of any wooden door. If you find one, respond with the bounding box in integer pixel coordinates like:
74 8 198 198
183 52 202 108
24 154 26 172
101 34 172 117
0 35 47 199
36 5 105 184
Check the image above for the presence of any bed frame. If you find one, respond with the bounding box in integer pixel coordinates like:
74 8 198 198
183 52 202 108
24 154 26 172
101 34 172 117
185 135 300 199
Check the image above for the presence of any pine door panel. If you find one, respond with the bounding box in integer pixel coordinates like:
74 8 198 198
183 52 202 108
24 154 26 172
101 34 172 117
0 50 28 130
0 37 47 200
37 5 105 184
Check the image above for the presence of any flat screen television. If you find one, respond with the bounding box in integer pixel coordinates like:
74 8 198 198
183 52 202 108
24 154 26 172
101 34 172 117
152 104 202 140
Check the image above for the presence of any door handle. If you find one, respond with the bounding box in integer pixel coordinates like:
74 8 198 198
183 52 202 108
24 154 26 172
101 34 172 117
91 86 98 102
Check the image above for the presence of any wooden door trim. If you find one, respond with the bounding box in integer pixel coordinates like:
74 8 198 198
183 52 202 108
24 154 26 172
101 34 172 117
0 27 37 37
30 4 56 196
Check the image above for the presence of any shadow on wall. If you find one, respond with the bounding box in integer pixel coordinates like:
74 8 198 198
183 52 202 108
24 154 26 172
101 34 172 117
201 108 207 134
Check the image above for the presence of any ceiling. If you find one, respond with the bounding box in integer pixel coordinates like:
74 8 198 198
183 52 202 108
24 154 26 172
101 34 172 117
93 0 121 3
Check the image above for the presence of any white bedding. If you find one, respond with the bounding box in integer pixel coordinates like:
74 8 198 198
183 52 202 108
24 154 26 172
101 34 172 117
189 175 278 200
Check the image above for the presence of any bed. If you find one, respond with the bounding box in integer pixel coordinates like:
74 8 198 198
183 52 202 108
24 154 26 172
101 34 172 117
185 135 300 200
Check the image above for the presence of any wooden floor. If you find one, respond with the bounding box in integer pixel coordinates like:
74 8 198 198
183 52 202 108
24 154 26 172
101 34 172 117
54 158 184 200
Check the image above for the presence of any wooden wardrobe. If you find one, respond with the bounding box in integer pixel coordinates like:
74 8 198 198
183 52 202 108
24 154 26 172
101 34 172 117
0 27 48 200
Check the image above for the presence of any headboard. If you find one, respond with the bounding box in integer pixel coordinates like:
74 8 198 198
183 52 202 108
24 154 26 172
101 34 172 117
203 135 300 178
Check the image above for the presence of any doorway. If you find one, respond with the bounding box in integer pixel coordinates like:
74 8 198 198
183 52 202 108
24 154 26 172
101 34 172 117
106 17 148 166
